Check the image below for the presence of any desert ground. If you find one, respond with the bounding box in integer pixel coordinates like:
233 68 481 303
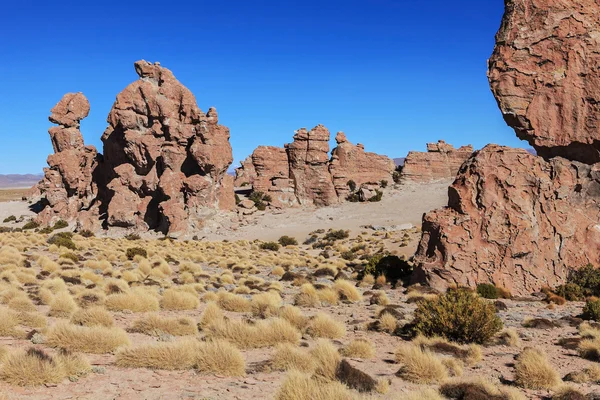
0 181 598 400
0 189 28 203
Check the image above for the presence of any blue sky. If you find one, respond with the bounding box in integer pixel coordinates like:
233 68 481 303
0 0 520 174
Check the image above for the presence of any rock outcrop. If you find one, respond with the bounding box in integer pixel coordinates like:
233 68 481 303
488 0 600 164
233 127 395 207
36 93 101 230
34 61 234 235
413 0 600 295
400 140 473 183
329 132 396 199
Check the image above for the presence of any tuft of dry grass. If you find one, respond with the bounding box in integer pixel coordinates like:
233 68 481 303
379 312 398 333
271 344 315 373
160 289 200 311
412 335 482 366
70 307 115 328
275 370 354 400
396 388 445 400
199 302 224 330
496 328 521 347
251 291 282 318
311 339 342 380
216 291 251 312
48 291 78 318
294 284 320 307
46 322 131 354
129 314 198 336
205 317 301 349
333 279 362 302
565 365 600 383
277 305 309 331
440 377 526 400
0 308 26 338
339 339 375 359
105 288 159 312
395 343 448 384
306 313 346 339
0 348 90 386
514 348 561 389
116 339 245 376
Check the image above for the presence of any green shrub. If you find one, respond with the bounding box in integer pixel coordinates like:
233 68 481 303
125 233 141 241
278 236 298 247
565 265 600 297
476 283 498 299
340 251 356 261
126 247 147 260
346 193 360 202
0 227 13 233
47 232 77 250
392 171 401 184
52 220 68 230
249 191 271 210
60 252 80 263
368 190 383 202
38 226 54 234
347 180 357 192
241 182 250 187
79 229 95 238
235 194 241 205
256 202 267 211
582 299 600 321
3 215 16 223
412 288 503 344
380 180 388 188
22 221 40 230
324 229 349 241
363 254 412 284
554 283 584 301
259 242 280 251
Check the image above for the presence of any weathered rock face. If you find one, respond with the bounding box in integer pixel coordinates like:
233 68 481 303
101 61 234 235
286 125 339 206
36 93 101 230
34 61 234 235
400 140 473 183
413 145 600 295
233 127 395 207
488 0 600 164
414 0 600 295
329 132 395 198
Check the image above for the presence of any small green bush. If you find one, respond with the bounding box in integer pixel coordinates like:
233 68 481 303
380 180 388 188
278 236 298 247
476 283 498 299
38 226 54 234
346 193 360 202
240 182 250 187
347 180 357 192
363 254 412 284
235 194 241 205
47 232 76 250
259 242 280 251
565 264 600 297
340 251 356 261
79 229 95 238
125 233 141 241
368 190 383 202
392 171 401 184
249 191 271 210
554 283 584 301
3 215 16 223
582 299 600 321
126 247 147 260
60 253 80 263
52 220 69 230
412 288 503 344
324 229 349 241
22 221 40 230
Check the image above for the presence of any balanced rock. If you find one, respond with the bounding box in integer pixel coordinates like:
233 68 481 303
401 140 473 183
488 0 600 163
36 93 100 230
413 0 600 295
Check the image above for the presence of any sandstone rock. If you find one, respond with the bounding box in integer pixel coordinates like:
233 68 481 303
101 60 234 235
329 131 395 198
413 145 600 295
35 93 100 229
488 0 600 164
413 0 600 295
401 140 473 183
238 199 255 209
234 127 395 207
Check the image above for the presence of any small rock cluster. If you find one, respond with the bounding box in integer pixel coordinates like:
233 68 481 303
400 140 473 183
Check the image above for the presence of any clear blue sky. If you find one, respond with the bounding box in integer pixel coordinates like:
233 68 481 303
0 0 522 174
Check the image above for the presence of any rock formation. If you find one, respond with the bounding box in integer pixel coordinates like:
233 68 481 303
36 93 101 230
34 61 234 236
413 0 600 295
233 127 395 207
400 140 473 183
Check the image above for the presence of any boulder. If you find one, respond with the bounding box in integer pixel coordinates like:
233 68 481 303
401 140 473 183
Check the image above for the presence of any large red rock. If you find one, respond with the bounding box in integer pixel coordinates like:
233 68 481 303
414 0 600 295
488 0 600 164
413 145 600 295
101 61 234 235
400 140 473 183
329 132 395 198
35 93 100 230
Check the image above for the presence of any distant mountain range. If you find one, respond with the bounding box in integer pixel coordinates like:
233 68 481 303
393 158 405 167
0 174 42 189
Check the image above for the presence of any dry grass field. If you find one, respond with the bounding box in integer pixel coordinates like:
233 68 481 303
0 189 27 203
0 227 596 399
